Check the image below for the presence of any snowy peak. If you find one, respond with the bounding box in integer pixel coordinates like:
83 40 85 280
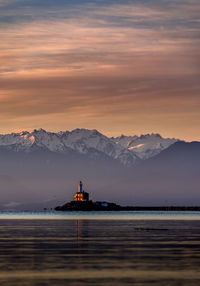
0 131 34 149
112 133 178 159
113 134 138 148
0 129 179 165
59 128 139 166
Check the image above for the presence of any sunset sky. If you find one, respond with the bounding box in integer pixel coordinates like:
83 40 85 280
0 0 200 141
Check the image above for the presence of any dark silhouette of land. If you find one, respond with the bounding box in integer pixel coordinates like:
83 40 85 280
55 201 200 212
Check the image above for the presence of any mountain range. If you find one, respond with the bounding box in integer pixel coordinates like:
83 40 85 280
0 128 177 166
0 128 199 210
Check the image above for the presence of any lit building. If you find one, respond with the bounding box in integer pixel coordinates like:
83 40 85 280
74 181 89 202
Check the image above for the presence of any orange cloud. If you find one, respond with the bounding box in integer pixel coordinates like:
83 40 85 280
0 1 199 140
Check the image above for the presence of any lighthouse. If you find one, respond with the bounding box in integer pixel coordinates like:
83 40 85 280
74 181 89 202
55 180 121 211
79 181 83 193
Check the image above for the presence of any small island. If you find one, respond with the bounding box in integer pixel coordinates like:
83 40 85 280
55 181 200 212
55 181 121 211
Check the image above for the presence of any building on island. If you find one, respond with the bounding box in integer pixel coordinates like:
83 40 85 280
74 181 89 202
55 180 121 211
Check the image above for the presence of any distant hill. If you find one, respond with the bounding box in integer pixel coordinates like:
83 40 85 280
123 141 200 206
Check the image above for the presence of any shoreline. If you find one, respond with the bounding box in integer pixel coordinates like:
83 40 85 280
55 205 200 212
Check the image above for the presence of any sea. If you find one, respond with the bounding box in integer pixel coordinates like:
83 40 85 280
0 211 200 286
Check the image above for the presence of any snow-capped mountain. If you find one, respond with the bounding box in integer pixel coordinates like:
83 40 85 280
112 133 178 159
0 129 178 165
0 129 139 166
59 129 139 166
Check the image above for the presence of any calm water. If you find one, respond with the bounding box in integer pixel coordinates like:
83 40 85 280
0 211 200 285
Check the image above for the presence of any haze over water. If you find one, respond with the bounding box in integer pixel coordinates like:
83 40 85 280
0 212 200 285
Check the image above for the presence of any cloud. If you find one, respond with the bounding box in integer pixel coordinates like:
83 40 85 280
0 0 199 140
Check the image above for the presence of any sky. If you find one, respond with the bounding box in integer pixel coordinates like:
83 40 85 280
0 0 200 141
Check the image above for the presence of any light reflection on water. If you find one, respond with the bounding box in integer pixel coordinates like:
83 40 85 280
0 212 200 285
1 211 200 220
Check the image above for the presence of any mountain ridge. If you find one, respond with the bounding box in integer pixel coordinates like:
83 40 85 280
0 128 179 166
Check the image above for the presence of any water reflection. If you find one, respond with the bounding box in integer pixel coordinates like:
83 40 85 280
1 210 200 220
0 218 200 285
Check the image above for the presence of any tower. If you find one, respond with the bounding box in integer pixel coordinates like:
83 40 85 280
79 181 83 193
